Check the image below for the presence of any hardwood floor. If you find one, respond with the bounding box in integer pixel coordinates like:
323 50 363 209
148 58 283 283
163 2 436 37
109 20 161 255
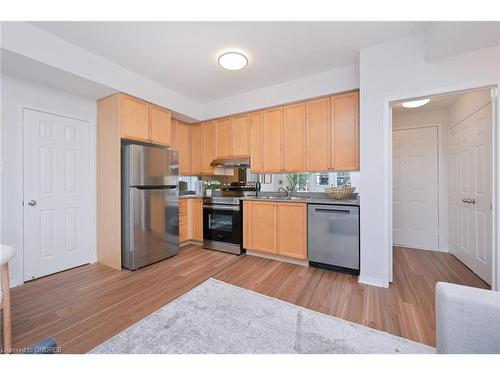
6 245 488 353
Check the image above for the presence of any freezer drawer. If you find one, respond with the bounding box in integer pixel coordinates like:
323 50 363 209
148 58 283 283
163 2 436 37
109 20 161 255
122 186 179 270
308 204 359 274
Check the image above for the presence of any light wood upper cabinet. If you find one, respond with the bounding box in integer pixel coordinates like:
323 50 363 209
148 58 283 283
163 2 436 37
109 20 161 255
214 117 232 159
119 93 172 146
249 111 264 173
277 203 307 259
121 94 149 141
149 104 172 146
192 198 203 241
176 121 192 176
306 97 330 171
202 121 216 175
331 91 359 171
170 119 178 150
243 200 307 260
283 103 306 172
231 114 250 156
263 107 284 173
191 123 203 175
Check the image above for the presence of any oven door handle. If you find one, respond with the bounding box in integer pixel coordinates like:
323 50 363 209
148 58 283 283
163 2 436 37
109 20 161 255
203 205 240 211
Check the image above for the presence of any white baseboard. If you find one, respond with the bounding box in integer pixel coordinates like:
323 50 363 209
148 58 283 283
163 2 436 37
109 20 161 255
358 275 389 288
394 244 449 253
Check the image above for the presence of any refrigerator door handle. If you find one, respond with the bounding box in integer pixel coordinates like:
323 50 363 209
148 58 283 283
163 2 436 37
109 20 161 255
134 185 178 190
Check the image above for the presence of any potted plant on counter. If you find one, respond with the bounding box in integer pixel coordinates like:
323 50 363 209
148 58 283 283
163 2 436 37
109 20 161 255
204 181 221 197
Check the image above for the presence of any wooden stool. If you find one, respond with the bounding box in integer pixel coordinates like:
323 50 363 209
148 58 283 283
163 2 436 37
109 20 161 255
1 245 14 354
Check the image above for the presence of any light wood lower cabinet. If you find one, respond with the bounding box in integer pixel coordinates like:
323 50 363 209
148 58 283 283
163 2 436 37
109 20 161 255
179 199 190 243
192 198 203 241
277 203 307 259
180 198 203 243
243 201 307 260
244 201 278 254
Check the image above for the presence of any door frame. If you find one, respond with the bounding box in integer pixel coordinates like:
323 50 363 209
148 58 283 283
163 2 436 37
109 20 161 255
392 125 441 252
384 84 499 290
18 104 96 284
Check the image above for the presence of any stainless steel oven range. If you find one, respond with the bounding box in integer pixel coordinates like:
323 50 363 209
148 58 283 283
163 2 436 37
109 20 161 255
202 181 257 254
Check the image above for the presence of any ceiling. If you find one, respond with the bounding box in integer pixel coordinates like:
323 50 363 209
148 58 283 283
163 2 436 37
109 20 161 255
31 21 426 102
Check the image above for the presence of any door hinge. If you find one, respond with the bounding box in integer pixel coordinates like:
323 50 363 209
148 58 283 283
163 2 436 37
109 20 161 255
22 200 24 206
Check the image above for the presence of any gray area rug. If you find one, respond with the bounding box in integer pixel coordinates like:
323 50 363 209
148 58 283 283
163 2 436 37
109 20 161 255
91 278 435 354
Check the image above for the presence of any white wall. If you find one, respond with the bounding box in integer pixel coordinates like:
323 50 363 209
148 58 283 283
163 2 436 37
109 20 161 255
201 64 359 120
393 109 449 251
359 32 500 288
1 74 97 287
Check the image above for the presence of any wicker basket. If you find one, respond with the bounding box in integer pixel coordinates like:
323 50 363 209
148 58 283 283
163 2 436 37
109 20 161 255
325 185 356 200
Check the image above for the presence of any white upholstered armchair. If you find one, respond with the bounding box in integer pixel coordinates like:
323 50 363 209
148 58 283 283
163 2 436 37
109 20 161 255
436 281 500 354
1 244 14 354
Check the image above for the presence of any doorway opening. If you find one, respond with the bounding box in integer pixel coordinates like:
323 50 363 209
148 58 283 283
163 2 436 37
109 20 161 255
391 88 494 289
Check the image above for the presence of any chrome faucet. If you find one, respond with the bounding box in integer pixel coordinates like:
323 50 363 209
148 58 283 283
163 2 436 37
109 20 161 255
277 186 292 198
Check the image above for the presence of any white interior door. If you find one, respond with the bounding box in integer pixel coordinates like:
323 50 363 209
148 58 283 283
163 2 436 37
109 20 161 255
448 103 492 285
23 109 91 281
393 127 439 250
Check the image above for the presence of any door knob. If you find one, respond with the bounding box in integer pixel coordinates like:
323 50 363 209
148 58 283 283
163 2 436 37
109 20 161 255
28 200 37 206
462 198 476 204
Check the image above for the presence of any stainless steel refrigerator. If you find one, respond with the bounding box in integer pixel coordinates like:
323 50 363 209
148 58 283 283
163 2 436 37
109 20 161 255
121 143 179 270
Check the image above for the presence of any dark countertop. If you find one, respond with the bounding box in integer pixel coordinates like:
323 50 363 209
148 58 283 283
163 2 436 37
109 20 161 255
240 196 360 206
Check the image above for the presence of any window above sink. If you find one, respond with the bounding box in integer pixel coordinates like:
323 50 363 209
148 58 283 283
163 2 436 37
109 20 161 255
255 172 359 193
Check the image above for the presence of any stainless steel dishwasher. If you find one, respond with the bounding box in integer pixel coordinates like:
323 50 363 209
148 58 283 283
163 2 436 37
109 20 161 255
308 204 360 275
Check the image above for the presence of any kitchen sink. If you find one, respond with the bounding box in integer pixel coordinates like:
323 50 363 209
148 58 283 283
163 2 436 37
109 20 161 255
258 196 309 201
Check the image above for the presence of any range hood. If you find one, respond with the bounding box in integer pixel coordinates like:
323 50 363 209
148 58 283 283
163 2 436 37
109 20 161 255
210 156 250 168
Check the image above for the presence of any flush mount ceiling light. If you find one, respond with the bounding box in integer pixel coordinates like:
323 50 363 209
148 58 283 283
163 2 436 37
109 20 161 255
401 98 431 108
217 52 248 71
